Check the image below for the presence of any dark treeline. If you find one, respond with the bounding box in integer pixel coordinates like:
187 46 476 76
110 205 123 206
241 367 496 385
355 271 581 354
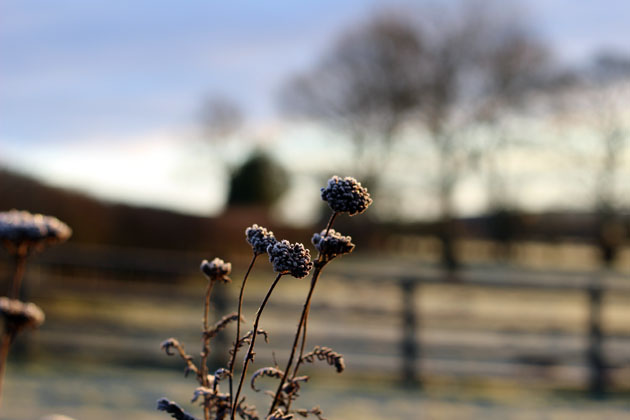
0 168 307 257
3 167 627 265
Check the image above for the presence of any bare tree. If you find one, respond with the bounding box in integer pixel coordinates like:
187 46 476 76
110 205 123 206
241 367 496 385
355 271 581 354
280 1 550 270
415 0 549 269
478 19 551 259
545 51 630 266
200 96 244 142
584 52 630 266
279 12 424 191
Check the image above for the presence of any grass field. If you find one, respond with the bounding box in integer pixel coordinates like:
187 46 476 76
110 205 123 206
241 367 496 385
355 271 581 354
4 363 630 419
3 250 630 418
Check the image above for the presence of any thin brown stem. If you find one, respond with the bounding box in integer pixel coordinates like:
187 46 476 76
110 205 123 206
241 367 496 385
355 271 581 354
231 273 283 420
228 253 258 415
284 304 311 412
201 280 216 420
324 212 337 237
268 264 324 415
168 340 199 376
10 254 27 299
0 328 16 408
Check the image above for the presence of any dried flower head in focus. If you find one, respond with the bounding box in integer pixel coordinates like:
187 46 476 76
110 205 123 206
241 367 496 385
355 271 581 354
267 240 312 278
311 229 355 260
320 176 372 216
245 224 277 255
201 258 232 283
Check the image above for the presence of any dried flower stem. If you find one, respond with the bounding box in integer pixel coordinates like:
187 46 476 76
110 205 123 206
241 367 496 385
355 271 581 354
201 279 216 420
268 263 324 415
0 328 15 408
284 305 312 413
323 212 337 237
232 273 283 420
1 250 29 407
10 254 26 299
228 253 258 412
162 338 199 376
269 211 337 414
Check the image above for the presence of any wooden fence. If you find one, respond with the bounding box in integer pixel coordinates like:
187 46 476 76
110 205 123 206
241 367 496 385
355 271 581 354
2 244 630 396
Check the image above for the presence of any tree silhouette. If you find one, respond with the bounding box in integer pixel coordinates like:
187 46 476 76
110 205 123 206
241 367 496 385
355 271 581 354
227 151 288 208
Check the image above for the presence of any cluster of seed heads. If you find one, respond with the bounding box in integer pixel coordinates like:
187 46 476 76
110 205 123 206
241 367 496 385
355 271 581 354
157 175 372 420
245 224 277 256
267 240 313 279
320 176 372 216
311 229 355 260
201 258 232 283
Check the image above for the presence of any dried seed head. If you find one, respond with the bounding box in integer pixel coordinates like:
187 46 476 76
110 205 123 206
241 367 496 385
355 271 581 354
0 209 72 254
245 224 277 255
311 229 355 260
200 258 232 283
267 240 312 278
0 297 45 331
320 176 372 216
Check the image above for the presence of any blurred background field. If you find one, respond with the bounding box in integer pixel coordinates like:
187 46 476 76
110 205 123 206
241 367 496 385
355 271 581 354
3 247 630 418
3 0 630 418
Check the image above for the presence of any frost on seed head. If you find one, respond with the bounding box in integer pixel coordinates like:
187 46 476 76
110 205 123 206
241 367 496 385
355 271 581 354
267 240 313 278
311 229 355 260
200 258 232 283
320 176 372 216
0 297 45 332
0 209 72 254
245 224 277 255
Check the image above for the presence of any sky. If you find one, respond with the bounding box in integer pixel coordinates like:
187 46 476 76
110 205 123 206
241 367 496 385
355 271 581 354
1 0 629 220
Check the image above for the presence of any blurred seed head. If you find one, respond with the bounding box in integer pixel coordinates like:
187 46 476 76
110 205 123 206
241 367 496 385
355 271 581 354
0 209 72 255
0 297 45 332
200 258 232 283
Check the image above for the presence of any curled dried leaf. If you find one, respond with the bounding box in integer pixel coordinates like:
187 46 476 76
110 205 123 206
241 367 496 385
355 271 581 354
157 398 199 420
205 312 244 339
229 328 269 367
160 338 180 356
160 338 198 377
211 368 231 392
300 346 345 373
191 387 214 404
267 409 294 420
295 407 326 420
235 397 260 420
251 367 284 392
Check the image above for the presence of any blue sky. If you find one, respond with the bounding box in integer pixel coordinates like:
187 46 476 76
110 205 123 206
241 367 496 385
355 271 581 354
1 0 390 144
1 0 629 218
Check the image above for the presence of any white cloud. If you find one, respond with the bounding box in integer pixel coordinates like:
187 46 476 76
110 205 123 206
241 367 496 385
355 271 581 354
0 128 226 215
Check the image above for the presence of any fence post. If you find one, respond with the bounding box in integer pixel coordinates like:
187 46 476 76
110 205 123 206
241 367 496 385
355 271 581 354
587 278 606 398
400 278 420 387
